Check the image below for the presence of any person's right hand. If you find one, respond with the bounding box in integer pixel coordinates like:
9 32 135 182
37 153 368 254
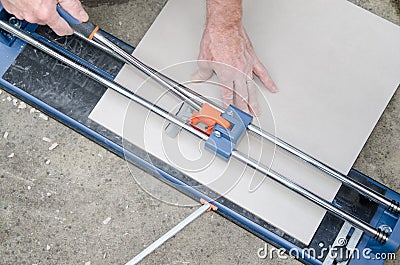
0 0 88 35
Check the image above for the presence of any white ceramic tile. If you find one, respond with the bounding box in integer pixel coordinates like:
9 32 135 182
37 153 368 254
89 0 400 244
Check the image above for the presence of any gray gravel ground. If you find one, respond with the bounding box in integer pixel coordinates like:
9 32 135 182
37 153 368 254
0 0 399 264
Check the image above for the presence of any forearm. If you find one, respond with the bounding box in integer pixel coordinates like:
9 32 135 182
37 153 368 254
206 0 242 30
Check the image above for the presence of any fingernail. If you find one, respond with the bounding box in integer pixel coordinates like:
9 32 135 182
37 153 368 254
270 84 278 93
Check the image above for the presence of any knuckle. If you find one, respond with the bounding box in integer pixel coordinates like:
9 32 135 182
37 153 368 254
14 14 24 21
35 9 51 22
22 14 37 23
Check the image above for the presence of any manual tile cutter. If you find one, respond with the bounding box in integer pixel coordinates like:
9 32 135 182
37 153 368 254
0 5 399 264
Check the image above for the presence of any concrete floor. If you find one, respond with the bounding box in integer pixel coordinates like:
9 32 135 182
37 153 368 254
0 0 399 264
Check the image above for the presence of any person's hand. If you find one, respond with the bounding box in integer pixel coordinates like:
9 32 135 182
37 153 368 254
0 0 88 35
192 0 277 116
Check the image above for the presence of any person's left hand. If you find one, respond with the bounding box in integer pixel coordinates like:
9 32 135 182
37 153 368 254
192 23 277 115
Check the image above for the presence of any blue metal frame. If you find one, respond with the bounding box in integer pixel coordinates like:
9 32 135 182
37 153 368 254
348 170 400 264
1 9 399 264
0 6 37 76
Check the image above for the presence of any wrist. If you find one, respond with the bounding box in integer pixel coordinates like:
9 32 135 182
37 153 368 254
206 0 242 31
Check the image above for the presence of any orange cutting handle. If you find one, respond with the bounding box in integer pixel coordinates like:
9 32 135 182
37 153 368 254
189 104 230 135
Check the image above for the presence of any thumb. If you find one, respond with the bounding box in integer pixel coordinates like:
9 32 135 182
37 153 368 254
191 60 213 83
58 0 89 22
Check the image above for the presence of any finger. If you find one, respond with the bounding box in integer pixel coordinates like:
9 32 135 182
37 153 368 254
47 11 74 35
214 63 235 107
219 79 234 108
253 57 278 93
58 0 89 22
233 73 250 112
247 79 262 116
4 8 24 21
233 50 256 113
1 1 24 20
0 1 12 13
191 60 213 82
